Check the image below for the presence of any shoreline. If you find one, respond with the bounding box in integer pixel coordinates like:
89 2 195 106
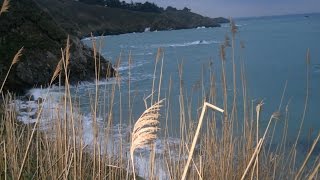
79 23 227 39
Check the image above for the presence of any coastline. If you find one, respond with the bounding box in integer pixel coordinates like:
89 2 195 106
35 0 229 39
80 23 228 39
1 6 320 178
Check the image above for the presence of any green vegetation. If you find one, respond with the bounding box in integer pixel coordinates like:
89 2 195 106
35 0 228 37
78 0 194 13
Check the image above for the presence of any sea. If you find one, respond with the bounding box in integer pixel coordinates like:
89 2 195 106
13 13 320 178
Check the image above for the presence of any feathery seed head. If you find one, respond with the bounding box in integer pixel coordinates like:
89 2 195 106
50 59 63 84
0 0 10 15
130 99 164 156
12 47 24 65
130 99 164 179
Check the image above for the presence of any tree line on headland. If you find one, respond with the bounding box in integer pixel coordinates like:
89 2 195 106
78 0 191 13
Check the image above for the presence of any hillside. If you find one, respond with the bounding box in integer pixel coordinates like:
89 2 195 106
0 0 116 93
34 0 229 37
0 0 228 93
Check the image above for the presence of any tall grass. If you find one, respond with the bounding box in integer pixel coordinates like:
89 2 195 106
0 10 319 180
0 47 23 93
0 0 9 15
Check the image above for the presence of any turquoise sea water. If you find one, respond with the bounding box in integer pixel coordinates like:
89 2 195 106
16 14 320 170
82 13 320 139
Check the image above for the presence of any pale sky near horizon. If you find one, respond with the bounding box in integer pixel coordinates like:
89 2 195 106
125 0 320 18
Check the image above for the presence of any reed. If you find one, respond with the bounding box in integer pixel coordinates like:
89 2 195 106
181 102 224 180
130 99 164 180
0 47 23 93
0 16 319 180
0 0 9 15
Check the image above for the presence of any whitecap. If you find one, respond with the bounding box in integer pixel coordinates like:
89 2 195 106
134 52 153 56
221 23 248 28
144 27 151 32
81 36 101 41
236 23 248 27
196 26 206 29
150 40 220 48
75 78 118 88
115 60 149 72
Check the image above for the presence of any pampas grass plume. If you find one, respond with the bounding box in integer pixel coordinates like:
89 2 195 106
130 99 164 180
50 59 62 84
0 0 10 15
12 47 23 65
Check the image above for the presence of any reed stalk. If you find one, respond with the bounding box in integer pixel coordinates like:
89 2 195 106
0 47 23 93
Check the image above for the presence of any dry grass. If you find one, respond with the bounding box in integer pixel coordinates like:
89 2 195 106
181 102 224 180
50 58 63 84
130 99 164 180
0 47 23 93
0 17 319 180
0 0 9 15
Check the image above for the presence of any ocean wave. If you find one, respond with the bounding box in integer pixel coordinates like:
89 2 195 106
81 37 94 41
123 40 220 49
12 88 182 180
13 88 65 128
72 73 153 91
151 40 220 48
115 60 149 71
133 52 153 56
81 36 102 41
78 78 119 86
221 23 248 28
196 26 206 29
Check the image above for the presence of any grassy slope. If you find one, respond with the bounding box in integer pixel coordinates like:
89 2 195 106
35 0 227 37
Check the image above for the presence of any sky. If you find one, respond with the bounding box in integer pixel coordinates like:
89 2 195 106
125 0 320 18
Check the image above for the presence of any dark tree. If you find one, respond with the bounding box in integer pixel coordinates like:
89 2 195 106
78 0 105 6
182 7 191 12
78 0 165 13
166 6 177 11
105 0 121 7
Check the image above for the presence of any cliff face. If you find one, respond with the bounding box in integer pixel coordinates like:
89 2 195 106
34 0 229 37
0 0 116 93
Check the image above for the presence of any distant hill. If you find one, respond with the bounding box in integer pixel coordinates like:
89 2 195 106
34 0 229 37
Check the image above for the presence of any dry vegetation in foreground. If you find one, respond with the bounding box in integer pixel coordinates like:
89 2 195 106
1 2 320 179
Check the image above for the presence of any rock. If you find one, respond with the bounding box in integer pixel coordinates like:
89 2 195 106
0 0 116 93
65 37 117 85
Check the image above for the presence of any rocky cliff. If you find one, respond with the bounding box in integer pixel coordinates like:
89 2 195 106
0 0 116 93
